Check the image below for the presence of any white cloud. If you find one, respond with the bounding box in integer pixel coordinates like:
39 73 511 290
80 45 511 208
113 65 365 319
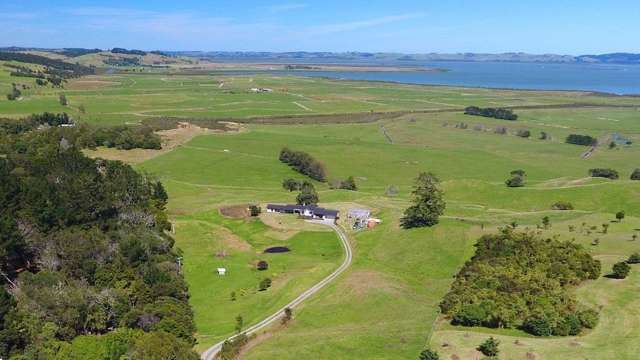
307 13 425 35
266 3 308 13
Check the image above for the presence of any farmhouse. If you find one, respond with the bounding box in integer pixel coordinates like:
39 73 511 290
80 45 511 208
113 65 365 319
266 204 339 221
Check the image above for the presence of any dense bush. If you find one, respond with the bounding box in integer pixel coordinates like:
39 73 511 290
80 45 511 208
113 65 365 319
0 129 195 358
0 51 94 78
589 168 619 179
464 106 518 120
279 147 327 182
566 134 597 146
440 229 600 336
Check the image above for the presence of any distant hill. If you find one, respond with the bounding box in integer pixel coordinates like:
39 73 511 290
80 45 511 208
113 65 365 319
0 47 194 68
169 51 640 65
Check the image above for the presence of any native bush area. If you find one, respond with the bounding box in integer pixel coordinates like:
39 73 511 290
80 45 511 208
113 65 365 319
0 113 161 150
0 51 94 85
464 106 518 120
279 147 327 182
566 134 598 146
440 228 601 337
0 129 196 359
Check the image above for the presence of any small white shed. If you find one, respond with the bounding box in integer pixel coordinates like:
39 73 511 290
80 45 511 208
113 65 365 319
217 268 227 276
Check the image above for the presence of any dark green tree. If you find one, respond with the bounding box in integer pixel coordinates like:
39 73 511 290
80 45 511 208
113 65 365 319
418 348 440 360
612 261 631 279
400 172 446 229
296 181 319 205
477 337 500 357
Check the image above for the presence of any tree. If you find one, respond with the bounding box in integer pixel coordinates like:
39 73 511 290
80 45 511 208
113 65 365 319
627 252 640 264
505 174 525 187
340 176 357 191
59 93 68 106
235 315 244 333
248 205 261 217
477 337 499 357
282 178 301 191
282 307 293 324
612 261 631 279
296 181 319 206
258 278 272 291
616 211 625 222
400 172 446 229
542 216 550 229
418 348 440 360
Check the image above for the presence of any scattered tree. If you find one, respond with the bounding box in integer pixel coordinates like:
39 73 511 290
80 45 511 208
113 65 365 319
296 181 319 205
249 205 261 217
589 168 619 180
566 134 597 146
258 278 272 291
418 348 440 360
257 260 269 271
611 261 631 279
627 253 640 264
477 337 500 357
552 201 574 210
616 211 625 222
400 172 446 229
235 315 244 333
282 307 293 324
542 216 550 229
282 178 301 191
601 223 609 234
59 93 68 106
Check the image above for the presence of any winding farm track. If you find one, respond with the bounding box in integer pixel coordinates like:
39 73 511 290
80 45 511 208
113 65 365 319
200 220 353 360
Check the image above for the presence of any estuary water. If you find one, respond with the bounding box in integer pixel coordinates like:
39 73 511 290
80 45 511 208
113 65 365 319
270 61 640 95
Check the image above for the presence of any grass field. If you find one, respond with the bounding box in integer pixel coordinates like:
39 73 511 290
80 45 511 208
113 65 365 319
133 84 640 358
5 59 640 358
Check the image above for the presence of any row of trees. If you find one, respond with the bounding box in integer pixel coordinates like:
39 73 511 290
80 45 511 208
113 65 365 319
464 106 518 120
0 126 196 358
279 147 327 182
440 228 601 336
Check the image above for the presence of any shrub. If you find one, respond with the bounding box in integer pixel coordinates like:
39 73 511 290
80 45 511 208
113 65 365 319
258 278 272 291
452 304 488 326
627 253 640 264
523 317 553 336
418 348 440 360
505 175 525 187
477 337 500 357
631 169 640 180
256 260 268 271
552 201 574 210
566 134 597 146
589 168 619 179
539 131 549 140
516 129 531 138
612 261 631 279
510 169 526 177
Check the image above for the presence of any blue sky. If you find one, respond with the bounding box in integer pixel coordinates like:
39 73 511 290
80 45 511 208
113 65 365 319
1 1 639 54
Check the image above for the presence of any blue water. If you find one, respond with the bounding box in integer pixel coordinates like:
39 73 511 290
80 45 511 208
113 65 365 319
272 61 640 95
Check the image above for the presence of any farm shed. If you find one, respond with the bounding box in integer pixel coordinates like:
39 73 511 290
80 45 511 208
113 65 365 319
266 204 339 221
